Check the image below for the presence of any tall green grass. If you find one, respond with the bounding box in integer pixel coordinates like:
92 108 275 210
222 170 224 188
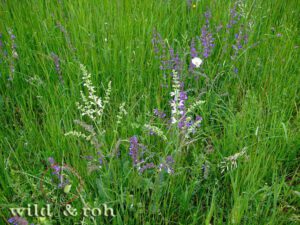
0 0 299 224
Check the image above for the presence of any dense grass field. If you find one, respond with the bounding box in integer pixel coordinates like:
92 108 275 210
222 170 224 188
0 0 299 224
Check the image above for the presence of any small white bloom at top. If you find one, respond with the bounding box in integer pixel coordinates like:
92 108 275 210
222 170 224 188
191 57 203 68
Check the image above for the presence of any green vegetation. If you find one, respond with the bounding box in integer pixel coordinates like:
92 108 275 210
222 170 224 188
0 0 299 224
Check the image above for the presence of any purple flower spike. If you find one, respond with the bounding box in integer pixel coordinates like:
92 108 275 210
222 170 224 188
166 155 174 165
200 25 214 58
227 4 240 29
139 163 155 173
189 38 198 72
154 109 166 118
51 52 64 84
8 216 30 225
129 136 139 165
48 157 55 165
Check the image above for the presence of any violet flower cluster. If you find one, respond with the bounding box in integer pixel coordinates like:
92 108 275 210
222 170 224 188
159 155 175 174
8 216 33 225
153 108 166 119
48 157 70 188
129 136 175 174
200 10 215 58
189 38 198 72
152 29 183 81
51 52 64 84
227 4 241 29
129 136 140 166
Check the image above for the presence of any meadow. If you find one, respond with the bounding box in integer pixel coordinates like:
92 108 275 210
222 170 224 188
0 0 299 224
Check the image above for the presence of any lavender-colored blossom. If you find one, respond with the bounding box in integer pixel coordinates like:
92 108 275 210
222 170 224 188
169 48 182 75
195 115 202 122
139 162 155 173
189 38 198 72
231 29 248 60
51 52 64 84
200 25 214 58
166 155 174 165
51 164 61 175
227 4 240 29
153 109 166 118
185 120 193 128
152 30 182 78
159 156 175 174
159 163 174 174
204 10 212 25
8 216 31 225
56 21 76 52
129 136 139 165
8 30 18 59
178 116 186 129
48 157 55 165
47 157 70 188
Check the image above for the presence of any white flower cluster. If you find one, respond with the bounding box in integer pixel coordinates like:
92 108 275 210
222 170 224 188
185 117 203 139
170 70 181 124
76 64 111 122
220 148 248 173
116 102 127 125
65 64 120 150
186 100 205 114
144 124 167 141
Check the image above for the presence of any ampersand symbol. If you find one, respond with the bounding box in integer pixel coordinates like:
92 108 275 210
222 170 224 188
63 204 78 217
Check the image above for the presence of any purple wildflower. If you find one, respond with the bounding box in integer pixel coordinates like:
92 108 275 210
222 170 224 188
204 10 212 25
47 157 70 188
48 157 55 165
189 38 198 72
97 151 105 164
51 52 64 84
153 109 166 118
8 30 18 59
227 4 240 29
51 164 61 175
202 163 210 179
159 156 175 174
231 29 248 60
56 21 76 52
200 25 214 58
178 116 186 129
139 162 155 173
166 155 174 165
196 115 202 122
152 30 183 79
167 47 183 77
8 216 31 225
129 136 139 165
